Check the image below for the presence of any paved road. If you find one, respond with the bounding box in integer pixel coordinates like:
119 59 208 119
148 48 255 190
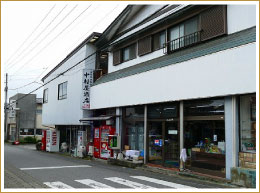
4 144 236 189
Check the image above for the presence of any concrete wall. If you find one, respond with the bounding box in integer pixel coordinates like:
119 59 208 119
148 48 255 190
42 44 96 125
10 94 36 129
91 43 256 109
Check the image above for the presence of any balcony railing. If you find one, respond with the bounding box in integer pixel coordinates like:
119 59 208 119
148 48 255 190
163 31 201 54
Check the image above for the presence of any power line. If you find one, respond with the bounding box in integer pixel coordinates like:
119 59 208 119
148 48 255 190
8 4 74 71
12 5 122 103
11 4 92 76
14 51 96 103
7 5 68 70
5 5 56 67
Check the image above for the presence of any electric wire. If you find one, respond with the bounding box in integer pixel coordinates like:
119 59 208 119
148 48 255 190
5 5 56 66
11 5 122 103
7 5 68 70
8 4 76 71
11 4 92 76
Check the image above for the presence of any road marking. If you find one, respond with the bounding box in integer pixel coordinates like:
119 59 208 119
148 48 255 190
75 179 115 189
130 176 197 189
44 181 74 189
105 177 155 189
20 165 91 170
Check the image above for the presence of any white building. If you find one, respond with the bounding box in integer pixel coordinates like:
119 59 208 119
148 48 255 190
41 32 101 151
89 4 256 185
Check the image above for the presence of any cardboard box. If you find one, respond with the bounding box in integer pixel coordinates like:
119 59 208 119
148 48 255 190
124 145 130 150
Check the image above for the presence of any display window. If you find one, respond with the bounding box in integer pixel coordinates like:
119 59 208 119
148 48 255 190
123 106 144 152
240 94 256 153
184 98 225 177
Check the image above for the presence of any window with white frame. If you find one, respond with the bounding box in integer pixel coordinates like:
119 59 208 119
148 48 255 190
58 82 67 100
43 88 48 103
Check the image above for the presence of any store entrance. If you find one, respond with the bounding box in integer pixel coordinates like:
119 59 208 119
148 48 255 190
148 120 179 168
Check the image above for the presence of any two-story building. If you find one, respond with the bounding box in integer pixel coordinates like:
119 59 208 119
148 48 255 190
41 32 102 153
41 4 256 185
89 4 256 182
7 94 48 141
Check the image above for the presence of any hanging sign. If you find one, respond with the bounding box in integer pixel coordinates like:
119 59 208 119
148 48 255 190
9 100 16 118
81 69 93 109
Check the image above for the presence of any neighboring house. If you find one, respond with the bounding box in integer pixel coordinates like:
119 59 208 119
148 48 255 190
7 94 48 141
41 32 101 151
88 4 256 183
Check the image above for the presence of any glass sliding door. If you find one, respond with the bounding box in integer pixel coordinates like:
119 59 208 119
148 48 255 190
164 121 179 168
147 102 179 167
148 121 163 165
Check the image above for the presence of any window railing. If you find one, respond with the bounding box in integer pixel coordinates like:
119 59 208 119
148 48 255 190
163 31 201 54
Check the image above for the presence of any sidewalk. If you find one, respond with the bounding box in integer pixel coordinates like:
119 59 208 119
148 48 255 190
137 164 242 188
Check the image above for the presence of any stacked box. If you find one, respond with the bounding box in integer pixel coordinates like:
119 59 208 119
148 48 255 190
239 152 256 169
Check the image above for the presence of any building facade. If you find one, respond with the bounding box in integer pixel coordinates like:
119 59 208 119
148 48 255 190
7 94 48 141
41 4 257 184
89 4 256 181
41 33 101 152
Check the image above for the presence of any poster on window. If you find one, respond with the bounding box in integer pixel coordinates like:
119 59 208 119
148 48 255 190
81 69 93 109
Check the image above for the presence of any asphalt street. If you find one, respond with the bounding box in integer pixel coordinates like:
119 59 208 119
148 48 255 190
4 144 238 190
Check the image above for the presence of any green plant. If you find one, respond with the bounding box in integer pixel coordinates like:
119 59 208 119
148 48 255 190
23 136 37 143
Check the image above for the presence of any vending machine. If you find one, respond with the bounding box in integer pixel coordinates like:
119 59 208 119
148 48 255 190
93 126 116 159
46 130 60 152
41 130 47 151
94 127 100 158
100 125 115 159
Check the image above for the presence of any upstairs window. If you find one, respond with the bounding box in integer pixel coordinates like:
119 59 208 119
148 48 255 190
58 81 67 100
168 17 199 52
43 89 48 103
153 31 166 51
122 44 136 62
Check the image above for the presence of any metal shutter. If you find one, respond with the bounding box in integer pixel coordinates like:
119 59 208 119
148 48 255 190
138 36 152 56
113 50 121 66
200 5 227 41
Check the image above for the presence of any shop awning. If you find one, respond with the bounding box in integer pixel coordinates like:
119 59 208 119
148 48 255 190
79 115 117 122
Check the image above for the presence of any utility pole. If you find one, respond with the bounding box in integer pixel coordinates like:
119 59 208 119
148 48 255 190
4 73 8 141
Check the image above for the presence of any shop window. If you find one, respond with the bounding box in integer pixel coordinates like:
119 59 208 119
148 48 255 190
123 106 144 152
58 81 67 100
36 129 43 135
148 103 178 119
20 129 35 135
240 95 256 153
43 88 48 103
153 31 166 51
184 98 225 177
122 44 136 62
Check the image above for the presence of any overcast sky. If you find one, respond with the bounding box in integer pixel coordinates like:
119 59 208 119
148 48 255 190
1 1 128 101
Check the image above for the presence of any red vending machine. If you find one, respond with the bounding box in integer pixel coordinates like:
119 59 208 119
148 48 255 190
100 125 115 159
41 130 47 151
94 127 100 158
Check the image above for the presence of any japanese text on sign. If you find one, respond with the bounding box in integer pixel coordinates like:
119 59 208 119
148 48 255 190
82 69 93 109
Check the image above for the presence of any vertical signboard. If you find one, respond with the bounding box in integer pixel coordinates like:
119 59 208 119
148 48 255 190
82 69 93 109
9 100 16 118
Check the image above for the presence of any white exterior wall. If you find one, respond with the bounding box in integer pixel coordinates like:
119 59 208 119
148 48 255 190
108 49 164 73
42 45 96 125
90 43 256 109
109 5 256 74
118 5 165 34
227 5 256 34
